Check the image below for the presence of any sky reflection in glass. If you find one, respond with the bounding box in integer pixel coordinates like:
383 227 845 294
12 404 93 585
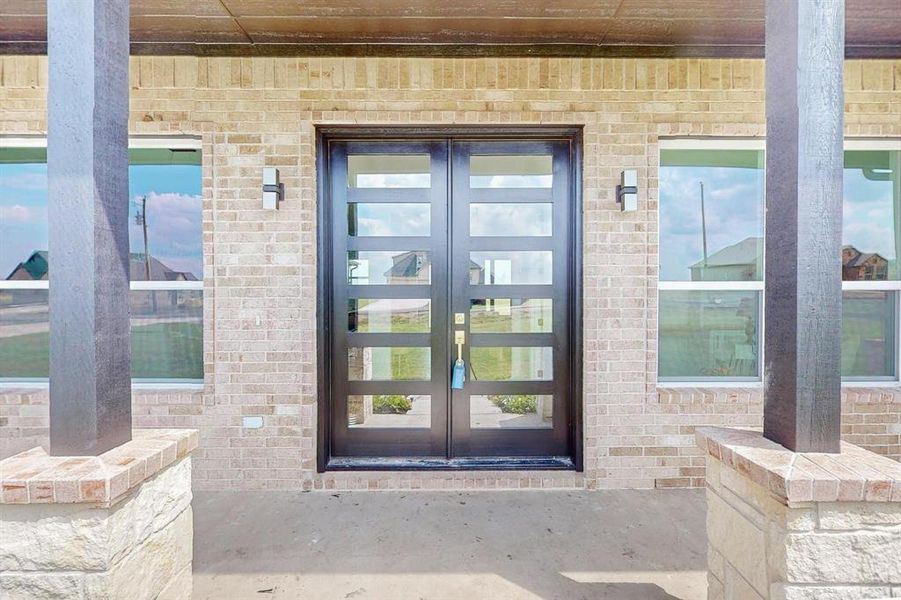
659 150 764 282
0 148 202 280
842 150 900 281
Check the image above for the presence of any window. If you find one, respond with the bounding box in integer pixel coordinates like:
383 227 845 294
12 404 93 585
659 140 901 384
0 139 203 383
842 146 900 381
658 145 764 382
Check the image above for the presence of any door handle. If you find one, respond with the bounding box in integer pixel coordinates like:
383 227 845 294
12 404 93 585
452 330 465 389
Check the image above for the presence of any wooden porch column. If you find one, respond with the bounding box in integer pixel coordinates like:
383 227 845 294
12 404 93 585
763 0 845 452
47 0 132 455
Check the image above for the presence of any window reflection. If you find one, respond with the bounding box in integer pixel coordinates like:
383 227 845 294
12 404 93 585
659 150 764 282
347 154 431 188
129 150 202 281
0 150 48 282
470 155 553 188
1 145 204 382
2 250 199 284
347 251 431 285
658 291 759 380
0 289 203 380
0 148 203 282
470 394 552 429
348 347 431 381
347 394 431 428
469 203 552 236
843 150 900 281
469 252 552 285
348 203 430 237
348 299 431 333
842 291 897 379
130 290 203 380
469 347 552 381
470 299 552 333
0 289 49 378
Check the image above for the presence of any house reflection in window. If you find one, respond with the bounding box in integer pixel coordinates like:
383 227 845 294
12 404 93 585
842 246 889 281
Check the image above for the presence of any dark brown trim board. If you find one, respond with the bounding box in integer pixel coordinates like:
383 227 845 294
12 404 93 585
3 42 900 59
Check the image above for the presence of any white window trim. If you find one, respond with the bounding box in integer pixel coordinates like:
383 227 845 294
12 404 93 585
659 137 901 152
658 137 901 387
0 135 202 150
658 281 764 291
129 136 203 150
0 280 49 290
0 280 202 291
842 280 901 291
130 280 203 291
658 381 765 390
0 136 204 387
0 380 205 391
658 137 766 151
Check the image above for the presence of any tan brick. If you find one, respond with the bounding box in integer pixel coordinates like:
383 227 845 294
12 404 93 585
0 56 899 491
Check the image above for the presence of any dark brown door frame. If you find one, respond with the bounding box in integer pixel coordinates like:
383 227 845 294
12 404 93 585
316 125 584 473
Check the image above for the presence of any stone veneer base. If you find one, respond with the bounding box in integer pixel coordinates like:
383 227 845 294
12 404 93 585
697 427 901 600
0 429 197 600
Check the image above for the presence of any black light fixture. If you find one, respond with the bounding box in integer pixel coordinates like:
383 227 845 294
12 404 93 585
263 167 284 210
616 170 638 212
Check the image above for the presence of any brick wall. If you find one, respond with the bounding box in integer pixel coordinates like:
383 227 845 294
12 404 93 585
0 389 204 460
1 56 899 491
653 387 901 488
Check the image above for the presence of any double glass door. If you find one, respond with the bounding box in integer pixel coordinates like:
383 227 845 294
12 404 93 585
326 135 576 466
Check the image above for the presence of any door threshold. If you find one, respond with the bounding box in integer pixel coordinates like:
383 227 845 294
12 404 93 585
325 456 576 471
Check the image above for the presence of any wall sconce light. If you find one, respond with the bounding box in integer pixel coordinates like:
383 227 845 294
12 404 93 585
262 167 283 210
616 170 638 212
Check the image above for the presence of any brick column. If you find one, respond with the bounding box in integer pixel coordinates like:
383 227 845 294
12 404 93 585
698 427 901 600
0 430 198 600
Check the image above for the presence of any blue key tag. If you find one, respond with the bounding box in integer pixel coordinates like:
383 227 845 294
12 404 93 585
451 358 465 389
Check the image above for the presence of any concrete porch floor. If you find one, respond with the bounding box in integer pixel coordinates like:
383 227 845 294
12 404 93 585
193 489 707 600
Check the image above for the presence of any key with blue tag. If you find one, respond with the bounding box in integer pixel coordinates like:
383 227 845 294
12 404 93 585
451 330 465 389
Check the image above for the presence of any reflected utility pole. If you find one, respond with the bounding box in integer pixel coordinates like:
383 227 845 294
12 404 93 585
135 195 156 311
699 181 709 270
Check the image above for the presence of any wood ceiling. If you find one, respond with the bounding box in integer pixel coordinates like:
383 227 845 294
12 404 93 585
1 0 899 57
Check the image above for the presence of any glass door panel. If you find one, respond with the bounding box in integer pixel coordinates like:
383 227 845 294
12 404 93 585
470 394 554 429
329 140 449 458
469 299 553 333
450 140 573 458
